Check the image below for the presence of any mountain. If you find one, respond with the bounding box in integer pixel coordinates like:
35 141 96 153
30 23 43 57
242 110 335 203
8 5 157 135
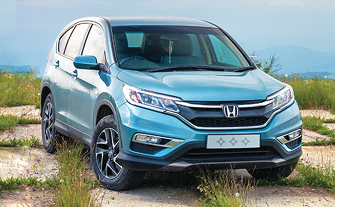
0 65 41 75
254 45 335 75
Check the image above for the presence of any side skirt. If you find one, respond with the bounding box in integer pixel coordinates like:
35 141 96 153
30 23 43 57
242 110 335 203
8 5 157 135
55 119 92 146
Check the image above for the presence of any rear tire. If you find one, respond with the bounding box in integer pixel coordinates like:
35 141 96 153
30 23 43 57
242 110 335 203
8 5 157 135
91 115 145 190
247 161 298 180
41 93 61 153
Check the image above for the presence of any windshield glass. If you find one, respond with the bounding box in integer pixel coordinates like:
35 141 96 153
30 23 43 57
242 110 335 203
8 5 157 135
112 26 250 70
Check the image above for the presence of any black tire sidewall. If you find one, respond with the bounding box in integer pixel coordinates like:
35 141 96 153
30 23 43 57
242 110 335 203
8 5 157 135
91 115 145 190
41 93 59 153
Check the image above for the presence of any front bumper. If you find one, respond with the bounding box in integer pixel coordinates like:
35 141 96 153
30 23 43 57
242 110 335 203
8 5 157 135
116 101 302 171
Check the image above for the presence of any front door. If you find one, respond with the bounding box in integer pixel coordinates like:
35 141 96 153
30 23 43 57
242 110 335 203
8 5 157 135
67 24 107 143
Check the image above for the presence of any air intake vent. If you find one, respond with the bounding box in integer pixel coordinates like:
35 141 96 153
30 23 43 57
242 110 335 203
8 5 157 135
189 116 268 128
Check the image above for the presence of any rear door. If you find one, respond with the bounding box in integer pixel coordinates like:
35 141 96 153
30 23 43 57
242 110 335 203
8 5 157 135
54 23 90 135
50 24 88 134
67 24 107 142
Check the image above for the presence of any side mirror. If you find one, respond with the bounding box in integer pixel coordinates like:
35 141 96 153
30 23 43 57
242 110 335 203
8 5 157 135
249 56 261 68
73 56 108 72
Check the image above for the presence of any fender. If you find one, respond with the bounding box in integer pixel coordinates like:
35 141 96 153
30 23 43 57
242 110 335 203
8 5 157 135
93 98 122 146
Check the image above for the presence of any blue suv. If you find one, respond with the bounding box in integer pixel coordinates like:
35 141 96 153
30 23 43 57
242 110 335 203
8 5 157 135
41 16 302 190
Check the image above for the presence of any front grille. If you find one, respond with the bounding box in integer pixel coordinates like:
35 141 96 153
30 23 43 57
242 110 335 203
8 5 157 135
189 116 268 128
176 100 275 129
180 146 278 163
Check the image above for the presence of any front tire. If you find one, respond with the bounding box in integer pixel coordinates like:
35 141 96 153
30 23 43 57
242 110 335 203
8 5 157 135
91 115 145 190
247 161 298 180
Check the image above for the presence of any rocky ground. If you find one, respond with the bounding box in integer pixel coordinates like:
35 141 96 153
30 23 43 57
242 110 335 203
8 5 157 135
0 105 335 207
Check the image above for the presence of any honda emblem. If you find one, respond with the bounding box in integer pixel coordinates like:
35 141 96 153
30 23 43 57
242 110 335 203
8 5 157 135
223 105 238 118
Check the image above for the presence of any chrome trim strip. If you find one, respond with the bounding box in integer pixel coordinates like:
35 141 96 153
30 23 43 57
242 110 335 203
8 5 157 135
238 100 273 108
132 133 184 148
165 99 295 130
175 101 221 108
278 136 302 145
276 129 302 144
175 99 273 109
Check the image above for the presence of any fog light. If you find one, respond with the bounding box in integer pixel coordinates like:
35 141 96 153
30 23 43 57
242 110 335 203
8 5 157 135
132 133 184 148
276 129 302 144
135 134 162 144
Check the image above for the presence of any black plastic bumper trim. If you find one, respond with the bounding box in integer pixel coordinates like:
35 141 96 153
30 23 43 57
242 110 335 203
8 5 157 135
116 139 302 171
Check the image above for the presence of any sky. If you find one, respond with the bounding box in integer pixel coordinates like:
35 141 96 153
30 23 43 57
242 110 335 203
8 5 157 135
0 0 335 72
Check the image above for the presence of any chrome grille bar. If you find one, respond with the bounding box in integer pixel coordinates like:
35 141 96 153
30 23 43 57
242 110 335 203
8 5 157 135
175 100 273 109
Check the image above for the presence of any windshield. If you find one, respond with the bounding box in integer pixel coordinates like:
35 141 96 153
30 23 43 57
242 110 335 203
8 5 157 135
112 26 251 71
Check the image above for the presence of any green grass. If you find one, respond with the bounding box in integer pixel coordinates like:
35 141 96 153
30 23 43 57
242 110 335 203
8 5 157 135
0 176 60 192
256 160 335 193
196 159 335 206
302 116 335 138
0 135 42 147
0 114 41 132
0 115 18 132
302 138 335 146
0 71 41 108
279 75 335 113
55 139 101 207
196 169 253 207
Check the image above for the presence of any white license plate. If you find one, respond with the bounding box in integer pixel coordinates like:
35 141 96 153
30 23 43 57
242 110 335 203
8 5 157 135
207 134 260 149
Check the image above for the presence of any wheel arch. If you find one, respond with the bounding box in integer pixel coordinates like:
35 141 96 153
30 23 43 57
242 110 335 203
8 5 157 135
40 82 53 117
95 99 119 127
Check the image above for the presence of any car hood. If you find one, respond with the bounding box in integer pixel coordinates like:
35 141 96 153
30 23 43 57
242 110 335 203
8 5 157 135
117 69 285 101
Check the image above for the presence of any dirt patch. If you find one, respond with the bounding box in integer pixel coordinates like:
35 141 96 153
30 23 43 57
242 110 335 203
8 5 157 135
0 105 41 120
300 109 335 120
302 129 331 143
301 145 335 168
100 185 200 207
253 185 334 207
0 146 59 180
0 187 55 207
0 124 41 141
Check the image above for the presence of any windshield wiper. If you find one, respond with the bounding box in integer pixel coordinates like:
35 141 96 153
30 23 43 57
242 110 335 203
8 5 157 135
233 66 255 72
146 66 227 72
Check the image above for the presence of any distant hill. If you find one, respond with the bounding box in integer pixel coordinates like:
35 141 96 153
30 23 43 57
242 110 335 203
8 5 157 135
254 45 335 75
0 65 41 75
277 71 335 80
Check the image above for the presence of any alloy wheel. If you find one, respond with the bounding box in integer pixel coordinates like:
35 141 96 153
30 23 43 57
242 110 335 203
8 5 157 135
43 102 54 144
95 128 122 179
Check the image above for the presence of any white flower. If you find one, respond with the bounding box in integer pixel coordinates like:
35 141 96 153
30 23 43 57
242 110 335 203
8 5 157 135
235 192 240 197
285 74 288 77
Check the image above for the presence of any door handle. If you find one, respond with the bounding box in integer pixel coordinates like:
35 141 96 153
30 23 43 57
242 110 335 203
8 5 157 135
54 60 59 67
72 69 78 77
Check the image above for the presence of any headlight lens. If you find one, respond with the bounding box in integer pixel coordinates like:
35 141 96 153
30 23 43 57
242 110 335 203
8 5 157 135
123 84 180 113
267 85 294 110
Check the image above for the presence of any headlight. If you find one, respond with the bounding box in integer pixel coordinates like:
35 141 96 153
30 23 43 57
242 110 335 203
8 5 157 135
123 84 181 113
267 85 294 110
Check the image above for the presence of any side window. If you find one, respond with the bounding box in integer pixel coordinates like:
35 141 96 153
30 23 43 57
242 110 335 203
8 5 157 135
209 34 241 67
82 25 105 63
65 24 89 58
58 27 73 54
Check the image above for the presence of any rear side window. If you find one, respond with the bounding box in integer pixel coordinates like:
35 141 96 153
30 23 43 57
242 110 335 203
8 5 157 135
58 27 73 54
82 25 105 63
65 24 89 58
